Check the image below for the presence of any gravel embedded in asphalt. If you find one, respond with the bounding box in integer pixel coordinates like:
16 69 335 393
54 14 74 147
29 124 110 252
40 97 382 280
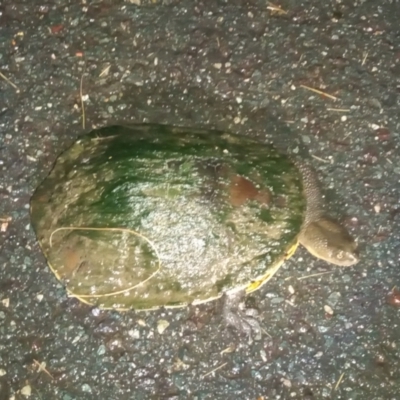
0 0 399 399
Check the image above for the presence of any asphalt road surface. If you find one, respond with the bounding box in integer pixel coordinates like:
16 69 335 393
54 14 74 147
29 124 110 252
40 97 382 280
0 0 399 399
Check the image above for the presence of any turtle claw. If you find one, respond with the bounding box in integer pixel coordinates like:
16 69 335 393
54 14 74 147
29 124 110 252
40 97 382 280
222 290 262 342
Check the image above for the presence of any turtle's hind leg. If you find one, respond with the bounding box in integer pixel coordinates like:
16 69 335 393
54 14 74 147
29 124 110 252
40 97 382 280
221 290 262 342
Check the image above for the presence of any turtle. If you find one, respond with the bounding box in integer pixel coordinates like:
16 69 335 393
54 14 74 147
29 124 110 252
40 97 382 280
30 124 359 323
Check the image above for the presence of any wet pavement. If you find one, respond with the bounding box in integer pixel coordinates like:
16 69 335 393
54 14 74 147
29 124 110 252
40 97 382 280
1 0 399 399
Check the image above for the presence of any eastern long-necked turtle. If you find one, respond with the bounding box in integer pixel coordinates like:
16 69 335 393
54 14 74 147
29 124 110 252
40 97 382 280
30 124 359 314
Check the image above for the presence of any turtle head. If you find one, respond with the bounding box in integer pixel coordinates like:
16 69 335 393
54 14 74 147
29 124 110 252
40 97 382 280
324 237 359 266
299 217 359 267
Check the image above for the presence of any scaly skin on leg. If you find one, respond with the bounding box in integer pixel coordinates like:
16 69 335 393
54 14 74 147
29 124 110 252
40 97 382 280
221 290 262 341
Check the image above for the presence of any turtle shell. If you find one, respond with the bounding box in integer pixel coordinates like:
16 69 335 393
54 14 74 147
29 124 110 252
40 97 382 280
30 124 305 310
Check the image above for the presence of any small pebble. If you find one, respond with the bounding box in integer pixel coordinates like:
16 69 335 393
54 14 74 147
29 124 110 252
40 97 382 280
82 384 92 393
324 305 334 315
157 319 170 334
20 385 31 397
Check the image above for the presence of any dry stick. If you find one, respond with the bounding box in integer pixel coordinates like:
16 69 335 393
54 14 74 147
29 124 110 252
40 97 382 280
297 271 334 281
267 2 287 13
90 135 118 142
80 67 86 129
0 71 19 91
326 108 350 112
220 346 235 355
311 154 330 163
334 372 345 390
261 328 272 338
49 226 161 298
202 362 228 379
361 51 368 66
300 85 338 101
99 64 111 77
343 130 354 139
33 359 54 380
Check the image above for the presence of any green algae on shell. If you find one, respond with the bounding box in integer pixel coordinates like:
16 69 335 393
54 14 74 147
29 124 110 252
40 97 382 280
30 124 305 310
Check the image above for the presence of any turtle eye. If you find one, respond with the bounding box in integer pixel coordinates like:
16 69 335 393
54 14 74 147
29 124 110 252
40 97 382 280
336 251 343 259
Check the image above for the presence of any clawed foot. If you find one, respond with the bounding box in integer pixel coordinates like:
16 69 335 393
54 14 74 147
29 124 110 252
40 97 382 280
221 290 262 342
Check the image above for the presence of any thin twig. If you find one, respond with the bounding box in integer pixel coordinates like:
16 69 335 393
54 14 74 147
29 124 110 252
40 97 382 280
311 154 330 163
99 65 111 77
33 359 54 380
267 2 288 14
80 67 86 129
326 108 350 112
297 271 334 281
261 328 272 338
202 362 228 379
361 51 368 66
300 85 338 101
343 131 353 139
0 71 19 92
334 372 345 390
